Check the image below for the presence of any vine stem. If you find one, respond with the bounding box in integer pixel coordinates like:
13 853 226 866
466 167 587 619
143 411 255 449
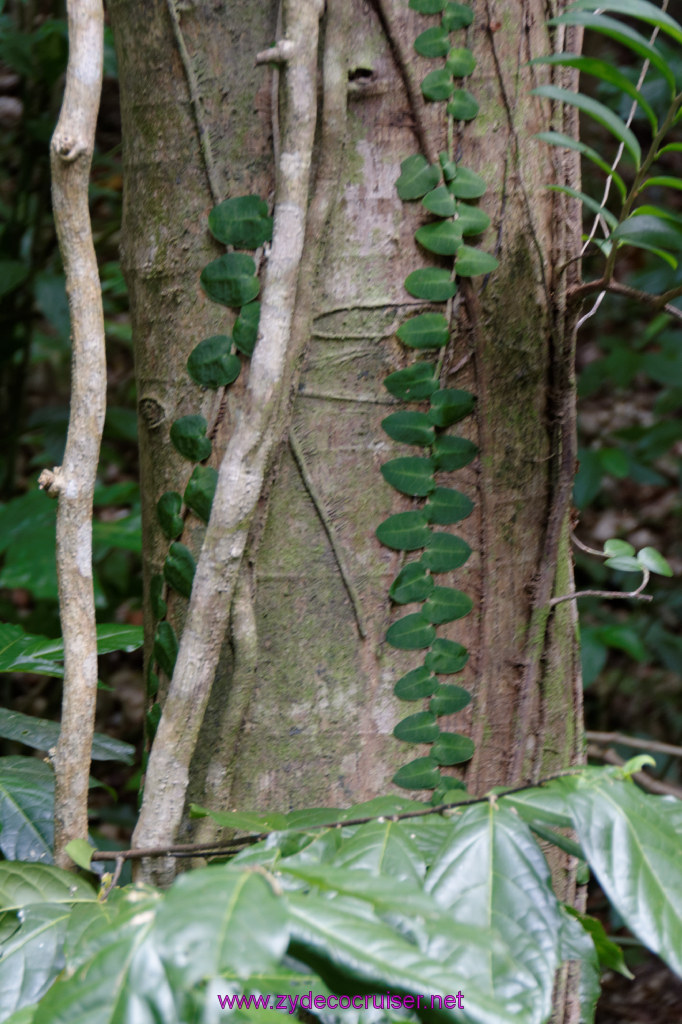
131 0 325 885
42 0 106 870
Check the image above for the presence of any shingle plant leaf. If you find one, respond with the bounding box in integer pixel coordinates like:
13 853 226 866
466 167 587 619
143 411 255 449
187 336 241 389
208 194 273 249
170 415 212 462
200 253 260 308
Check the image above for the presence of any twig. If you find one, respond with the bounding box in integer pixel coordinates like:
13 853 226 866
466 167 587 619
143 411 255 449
131 0 325 885
45 0 106 870
550 568 652 606
586 731 682 760
568 277 682 325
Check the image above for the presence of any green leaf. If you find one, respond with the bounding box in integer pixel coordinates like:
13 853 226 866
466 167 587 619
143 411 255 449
384 362 438 400
150 574 166 618
546 184 619 230
187 335 241 389
568 0 682 46
381 410 435 446
446 89 479 121
428 387 475 426
549 11 675 94
0 757 54 863
431 732 474 764
421 532 472 571
184 464 218 523
429 684 472 715
603 538 635 557
612 213 682 266
421 68 454 102
396 312 449 349
422 586 473 623
0 260 29 301
0 862 95 910
393 711 439 743
535 130 628 201
637 546 673 576
422 186 457 218
442 2 474 30
281 862 429 914
156 490 183 539
446 47 476 77
455 245 499 276
425 487 474 524
394 667 439 700
381 456 435 496
424 638 469 673
163 541 196 598
232 300 261 355
439 152 458 181
531 55 658 133
404 267 457 302
189 805 288 832
393 757 442 790
386 613 436 650
153 620 178 677
448 165 487 199
395 154 441 201
563 775 682 977
170 414 212 462
415 220 463 256
376 511 431 551
208 194 273 249
454 203 491 236
0 904 70 1020
414 26 450 58
0 624 62 679
389 562 435 603
566 908 633 978
432 434 478 470
0 710 135 765
533 84 641 167
200 252 260 307
641 175 682 194
604 555 642 573
65 839 94 871
409 0 446 12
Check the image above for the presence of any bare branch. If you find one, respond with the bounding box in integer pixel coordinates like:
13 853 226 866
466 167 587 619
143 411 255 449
569 277 682 324
48 0 106 869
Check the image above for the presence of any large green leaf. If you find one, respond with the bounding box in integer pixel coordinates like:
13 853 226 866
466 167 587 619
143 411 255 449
0 758 54 863
0 710 135 765
429 684 472 715
421 68 454 102
393 757 442 791
422 187 457 218
386 613 436 650
376 511 431 551
424 638 469 673
432 434 478 470
0 862 95 910
455 203 491 236
425 487 474 524
169 414 212 462
422 587 473 623
426 803 564 1021
384 362 438 400
394 667 440 700
415 220 463 256
200 252 260 307
389 562 435 603
163 542 196 599
612 212 682 266
455 245 499 277
184 465 218 524
396 312 449 349
0 624 62 678
0 904 70 1020
393 711 440 744
442 2 474 30
208 195 273 249
561 775 682 977
330 820 426 885
414 26 450 58
428 388 475 426
404 268 457 302
448 166 486 199
279 863 431 916
421 532 472 571
446 47 476 77
431 732 474 765
381 456 435 496
395 154 441 201
156 490 183 540
381 410 435 446
569 0 682 46
187 335 241 389
446 89 479 121
532 84 641 167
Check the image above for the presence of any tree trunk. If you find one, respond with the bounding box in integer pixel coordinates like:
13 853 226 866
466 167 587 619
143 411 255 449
110 0 583 887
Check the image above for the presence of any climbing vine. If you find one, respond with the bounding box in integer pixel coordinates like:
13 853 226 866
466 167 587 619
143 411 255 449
378 0 497 800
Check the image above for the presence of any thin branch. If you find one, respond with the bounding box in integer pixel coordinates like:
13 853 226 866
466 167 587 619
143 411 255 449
43 0 106 870
569 277 682 325
586 731 682 760
550 568 652 606
131 0 325 885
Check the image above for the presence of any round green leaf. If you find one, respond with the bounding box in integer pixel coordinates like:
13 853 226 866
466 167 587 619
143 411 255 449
425 637 469 673
396 154 441 201
430 684 472 715
187 336 241 389
393 756 441 790
421 532 471 571
428 388 475 426
394 711 439 743
381 456 435 496
154 620 178 677
381 411 435 446
170 415 212 462
422 586 473 623
448 166 487 198
455 203 491 236
232 301 261 356
425 487 474 525
603 538 636 558
442 1 474 30
421 68 455 102
432 434 478 470
157 491 183 540
409 0 446 12
446 47 476 77
415 220 464 256
184 465 218 523
394 667 440 700
604 555 642 573
386 613 436 650
455 245 499 276
376 511 431 551
431 731 475 765
637 546 673 577
389 562 435 604
200 253 260 308
396 312 449 350
164 541 197 598
404 268 457 302
208 195 273 249
414 26 451 58
422 186 457 218
384 362 438 400
447 89 479 121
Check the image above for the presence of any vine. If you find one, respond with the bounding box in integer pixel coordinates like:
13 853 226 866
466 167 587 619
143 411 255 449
377 0 497 802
